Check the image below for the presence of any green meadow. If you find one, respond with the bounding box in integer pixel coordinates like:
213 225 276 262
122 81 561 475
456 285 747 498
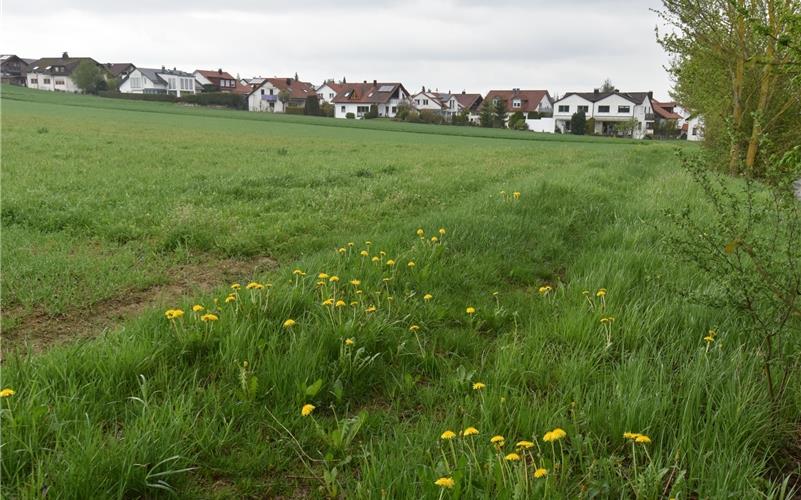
1 86 798 498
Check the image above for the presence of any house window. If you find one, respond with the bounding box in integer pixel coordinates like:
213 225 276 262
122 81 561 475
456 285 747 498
269 89 274 95
357 105 370 114
341 106 346 113
512 99 521 108
598 105 610 113
392 106 397 113
691 127 697 136
55 79 65 85
168 78 176 89
30 78 38 84
261 89 265 95
423 99 429 105
43 78 51 84
558 105 569 113
415 99 420 105
618 106 630 113
329 93 334 99
130 76 142 89
577 105 588 113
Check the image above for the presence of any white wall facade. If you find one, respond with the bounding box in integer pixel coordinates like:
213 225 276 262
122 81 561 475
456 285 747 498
411 91 445 112
119 69 165 94
686 116 704 141
316 84 339 103
248 81 286 112
553 93 652 139
156 71 196 97
26 72 80 92
524 117 555 133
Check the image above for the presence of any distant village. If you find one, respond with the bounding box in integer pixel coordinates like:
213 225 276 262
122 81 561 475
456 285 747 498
1 53 703 141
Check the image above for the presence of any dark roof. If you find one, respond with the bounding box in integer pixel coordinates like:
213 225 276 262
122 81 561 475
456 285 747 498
333 82 407 104
28 56 105 76
651 100 682 120
484 89 551 113
453 92 483 111
556 91 651 104
105 63 135 77
248 77 316 99
196 69 236 81
135 68 167 85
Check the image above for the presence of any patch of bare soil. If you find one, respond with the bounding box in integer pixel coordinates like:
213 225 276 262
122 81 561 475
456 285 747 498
1 255 277 354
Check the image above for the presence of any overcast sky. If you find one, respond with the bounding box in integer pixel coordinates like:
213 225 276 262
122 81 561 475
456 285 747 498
2 0 673 98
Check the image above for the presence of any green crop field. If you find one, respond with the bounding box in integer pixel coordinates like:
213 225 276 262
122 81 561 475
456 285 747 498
1 86 798 498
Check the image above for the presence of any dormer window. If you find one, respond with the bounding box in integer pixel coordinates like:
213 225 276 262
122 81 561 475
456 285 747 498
512 99 521 108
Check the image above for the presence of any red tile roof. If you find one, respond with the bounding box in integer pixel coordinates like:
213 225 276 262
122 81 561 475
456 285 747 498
454 93 483 111
333 82 407 104
265 77 316 99
484 89 551 113
651 100 682 120
196 69 236 81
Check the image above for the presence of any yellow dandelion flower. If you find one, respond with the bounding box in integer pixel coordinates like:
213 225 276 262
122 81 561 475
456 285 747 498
533 468 548 479
441 430 457 440
516 440 534 449
439 228 446 235
345 338 355 346
301 404 315 417
349 279 361 286
0 388 15 398
371 256 380 263
230 283 241 290
200 313 218 322
409 325 420 332
318 273 329 279
365 240 372 246
596 288 607 297
322 298 334 306
513 191 521 200
386 259 396 266
543 431 554 442
472 381 486 390
366 305 377 313
246 281 262 290
504 452 521 461
635 434 651 444
347 242 354 247
316 281 326 287
225 295 236 303
416 228 425 237
192 304 204 312
338 247 346 254
379 251 386 257
283 319 296 328
538 285 552 295
329 276 340 282
466 306 476 315
704 335 715 343
431 236 439 243
423 293 433 301
623 432 639 440
335 300 346 308
407 261 416 268
551 428 567 440
434 477 455 489
462 427 479 437
350 301 358 306
600 316 615 324
292 269 305 276
490 435 505 444
360 250 369 257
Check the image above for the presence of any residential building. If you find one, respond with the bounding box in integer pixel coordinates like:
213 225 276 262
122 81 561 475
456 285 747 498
683 115 704 141
247 77 316 112
436 91 483 119
26 53 109 93
1 55 35 85
483 89 553 117
650 100 684 139
105 63 136 83
332 81 409 119
118 66 197 96
411 87 447 113
316 80 349 104
195 69 238 92
552 90 655 139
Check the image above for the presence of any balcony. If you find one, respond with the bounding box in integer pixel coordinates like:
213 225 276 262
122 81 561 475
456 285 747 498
261 95 277 102
645 113 655 120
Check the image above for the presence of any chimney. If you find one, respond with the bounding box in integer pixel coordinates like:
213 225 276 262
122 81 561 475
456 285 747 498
62 52 69 59
162 65 166 71
614 89 619 93
363 80 367 84
462 90 466 94
218 68 222 74
373 79 377 86
593 88 599 94
647 91 653 99
286 78 291 85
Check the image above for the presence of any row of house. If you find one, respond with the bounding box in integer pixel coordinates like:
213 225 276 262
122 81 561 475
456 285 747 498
1 52 703 140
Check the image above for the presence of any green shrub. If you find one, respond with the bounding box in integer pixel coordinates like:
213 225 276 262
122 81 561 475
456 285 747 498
345 112 355 119
320 102 335 118
571 111 586 135
304 96 321 116
285 106 305 115
364 104 379 119
418 110 443 124
98 91 178 102
180 92 246 109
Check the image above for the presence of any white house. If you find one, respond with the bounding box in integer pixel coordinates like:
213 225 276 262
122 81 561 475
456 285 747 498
118 67 197 97
26 54 109 93
684 115 704 141
316 81 348 104
333 81 410 119
484 89 553 116
552 90 654 139
411 88 447 113
248 77 316 112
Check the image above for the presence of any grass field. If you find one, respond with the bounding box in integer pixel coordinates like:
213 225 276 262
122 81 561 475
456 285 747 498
1 86 798 498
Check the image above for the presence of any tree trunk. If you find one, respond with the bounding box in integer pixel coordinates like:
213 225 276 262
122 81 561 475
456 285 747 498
729 0 748 175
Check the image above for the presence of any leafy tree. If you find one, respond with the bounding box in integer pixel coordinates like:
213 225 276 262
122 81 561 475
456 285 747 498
278 89 291 107
73 60 106 94
600 78 616 92
614 117 641 138
508 111 526 130
320 101 335 118
304 96 320 116
492 98 508 128
657 0 801 178
570 111 586 135
479 100 494 128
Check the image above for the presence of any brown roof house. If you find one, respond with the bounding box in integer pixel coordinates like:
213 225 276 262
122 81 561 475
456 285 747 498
483 89 553 116
195 69 238 92
435 91 483 118
332 80 410 118
26 53 110 93
316 80 350 103
247 77 316 112
1 55 34 85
